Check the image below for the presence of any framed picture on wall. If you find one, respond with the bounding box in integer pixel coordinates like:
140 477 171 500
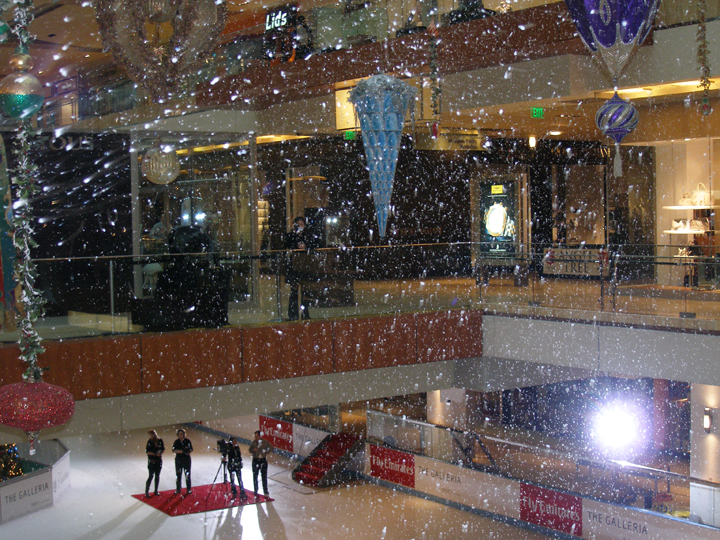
479 178 517 253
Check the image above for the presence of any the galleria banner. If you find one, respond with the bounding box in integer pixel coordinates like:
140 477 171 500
363 443 719 540
0 468 53 523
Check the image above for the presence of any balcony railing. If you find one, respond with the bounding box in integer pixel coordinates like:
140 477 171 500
366 409 698 520
1 241 718 342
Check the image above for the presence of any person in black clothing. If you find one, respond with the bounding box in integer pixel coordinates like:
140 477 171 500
249 430 273 496
172 429 193 495
145 429 164 497
223 437 247 499
285 216 312 320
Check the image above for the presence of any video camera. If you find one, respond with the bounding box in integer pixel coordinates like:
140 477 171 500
216 438 230 456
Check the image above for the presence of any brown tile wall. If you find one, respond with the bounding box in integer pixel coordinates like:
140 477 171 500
0 310 482 400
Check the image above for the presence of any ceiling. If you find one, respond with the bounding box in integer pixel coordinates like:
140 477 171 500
0 1 715 145
0 0 282 84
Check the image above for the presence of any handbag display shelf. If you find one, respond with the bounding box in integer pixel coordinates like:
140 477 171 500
663 199 718 234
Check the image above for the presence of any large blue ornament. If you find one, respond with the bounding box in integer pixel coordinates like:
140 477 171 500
596 92 639 176
564 0 661 82
349 75 416 238
564 0 660 175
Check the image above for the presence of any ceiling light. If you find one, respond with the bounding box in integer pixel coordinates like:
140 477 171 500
672 80 702 87
549 130 562 136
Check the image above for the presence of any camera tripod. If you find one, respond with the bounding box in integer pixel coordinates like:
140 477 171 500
206 455 231 502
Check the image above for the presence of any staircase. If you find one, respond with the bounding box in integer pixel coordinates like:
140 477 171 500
292 433 362 488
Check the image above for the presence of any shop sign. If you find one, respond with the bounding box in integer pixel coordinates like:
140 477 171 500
542 247 609 277
54 77 77 95
369 444 415 488
39 134 94 151
0 468 53 523
520 483 582 537
265 5 295 33
259 415 293 452
292 424 328 457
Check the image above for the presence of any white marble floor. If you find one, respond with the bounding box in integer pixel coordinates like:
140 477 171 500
1 425 552 540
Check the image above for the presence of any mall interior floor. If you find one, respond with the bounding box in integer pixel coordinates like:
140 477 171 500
0 425 554 540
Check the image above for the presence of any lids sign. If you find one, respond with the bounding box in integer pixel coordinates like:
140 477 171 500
369 445 415 488
520 483 582 537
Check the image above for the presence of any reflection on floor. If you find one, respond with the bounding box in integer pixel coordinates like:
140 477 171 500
0 425 553 540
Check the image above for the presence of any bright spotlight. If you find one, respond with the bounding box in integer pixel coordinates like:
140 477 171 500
592 403 639 451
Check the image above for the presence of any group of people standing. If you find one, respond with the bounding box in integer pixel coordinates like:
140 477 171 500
144 429 273 499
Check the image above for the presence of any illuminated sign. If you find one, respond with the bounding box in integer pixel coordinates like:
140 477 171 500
265 5 294 33
531 107 545 118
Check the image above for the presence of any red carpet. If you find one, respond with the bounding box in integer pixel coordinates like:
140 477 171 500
132 484 272 516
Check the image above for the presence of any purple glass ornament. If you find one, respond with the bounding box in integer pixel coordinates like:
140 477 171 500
595 92 639 143
564 0 661 82
596 92 639 176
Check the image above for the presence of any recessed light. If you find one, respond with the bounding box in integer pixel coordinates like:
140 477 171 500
549 131 562 136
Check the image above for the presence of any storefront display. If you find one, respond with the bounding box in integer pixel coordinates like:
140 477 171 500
477 178 517 254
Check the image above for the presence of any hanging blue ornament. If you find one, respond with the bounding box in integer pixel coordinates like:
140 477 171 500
596 92 639 177
564 0 661 83
348 75 416 238
565 0 660 175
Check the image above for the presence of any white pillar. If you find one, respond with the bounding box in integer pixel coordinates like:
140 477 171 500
130 133 142 298
427 388 469 430
690 383 720 526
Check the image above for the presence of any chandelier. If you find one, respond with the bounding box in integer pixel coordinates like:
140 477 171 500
95 0 227 102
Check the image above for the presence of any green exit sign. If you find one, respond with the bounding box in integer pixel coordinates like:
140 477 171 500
344 130 357 140
531 107 545 118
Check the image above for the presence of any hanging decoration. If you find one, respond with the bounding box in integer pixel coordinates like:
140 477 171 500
596 92 639 177
0 0 74 455
0 45 44 119
697 0 712 116
427 1 441 138
564 0 661 175
0 383 74 454
141 145 180 185
95 0 227 102
349 75 416 238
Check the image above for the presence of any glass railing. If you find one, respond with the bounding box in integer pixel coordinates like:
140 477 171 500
366 409 698 519
0 241 716 342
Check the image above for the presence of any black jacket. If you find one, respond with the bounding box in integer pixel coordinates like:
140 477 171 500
173 438 193 463
146 438 165 464
226 444 243 471
285 226 313 283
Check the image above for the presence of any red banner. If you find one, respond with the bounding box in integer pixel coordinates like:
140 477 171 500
520 483 582 536
369 445 415 488
259 416 293 452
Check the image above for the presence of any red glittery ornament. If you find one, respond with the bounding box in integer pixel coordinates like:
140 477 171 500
0 382 74 453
